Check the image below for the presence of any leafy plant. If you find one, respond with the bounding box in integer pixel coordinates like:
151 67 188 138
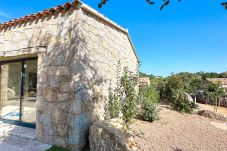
139 86 160 121
108 89 120 118
171 98 196 113
120 68 138 129
107 67 138 129
204 82 224 112
164 73 199 113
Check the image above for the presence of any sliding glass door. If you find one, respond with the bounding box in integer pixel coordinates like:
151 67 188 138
0 58 37 126
21 60 37 123
0 62 21 121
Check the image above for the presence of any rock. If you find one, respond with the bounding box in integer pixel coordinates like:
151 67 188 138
184 92 194 102
43 88 57 102
89 118 137 151
198 110 227 121
57 124 69 137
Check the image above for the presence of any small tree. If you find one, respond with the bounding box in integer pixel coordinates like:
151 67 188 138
108 89 120 118
139 86 160 122
165 73 198 113
120 68 138 129
108 67 138 129
205 82 224 112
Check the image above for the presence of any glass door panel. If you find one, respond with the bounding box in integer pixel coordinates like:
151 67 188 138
0 62 22 121
21 60 37 123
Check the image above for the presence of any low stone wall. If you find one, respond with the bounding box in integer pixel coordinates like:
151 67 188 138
89 118 137 151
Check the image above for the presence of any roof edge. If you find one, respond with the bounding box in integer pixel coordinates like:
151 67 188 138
0 0 140 62
80 4 140 63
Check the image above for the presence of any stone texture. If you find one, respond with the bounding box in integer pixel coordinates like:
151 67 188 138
89 118 137 151
0 3 138 151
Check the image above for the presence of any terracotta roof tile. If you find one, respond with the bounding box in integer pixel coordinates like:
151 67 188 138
0 0 79 30
0 0 140 62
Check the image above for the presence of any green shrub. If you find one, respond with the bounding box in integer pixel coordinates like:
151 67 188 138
142 100 159 121
120 69 138 128
108 89 120 118
171 99 196 113
108 68 138 129
139 87 159 122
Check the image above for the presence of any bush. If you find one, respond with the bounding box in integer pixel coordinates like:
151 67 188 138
108 68 138 129
108 67 160 127
108 90 120 118
120 69 138 128
139 87 159 122
171 99 196 113
142 100 159 121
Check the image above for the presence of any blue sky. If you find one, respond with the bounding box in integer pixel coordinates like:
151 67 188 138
0 0 227 76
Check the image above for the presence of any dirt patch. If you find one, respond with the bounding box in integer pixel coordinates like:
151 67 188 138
210 122 227 130
198 103 227 116
197 110 227 121
131 107 227 151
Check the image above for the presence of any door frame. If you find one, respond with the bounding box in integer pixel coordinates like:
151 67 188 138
0 57 38 128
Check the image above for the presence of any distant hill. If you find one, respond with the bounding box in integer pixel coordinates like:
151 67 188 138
222 71 227 77
139 72 155 79
139 71 227 80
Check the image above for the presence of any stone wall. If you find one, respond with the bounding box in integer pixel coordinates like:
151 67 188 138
78 7 138 124
89 118 137 151
0 2 138 151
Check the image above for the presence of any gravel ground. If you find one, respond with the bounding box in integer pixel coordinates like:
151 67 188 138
131 106 227 151
198 103 227 117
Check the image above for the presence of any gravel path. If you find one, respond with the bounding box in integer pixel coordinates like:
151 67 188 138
198 103 227 117
132 107 227 151
0 122 51 151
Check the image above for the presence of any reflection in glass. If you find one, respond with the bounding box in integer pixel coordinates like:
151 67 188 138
0 62 21 121
21 60 37 123
0 59 37 124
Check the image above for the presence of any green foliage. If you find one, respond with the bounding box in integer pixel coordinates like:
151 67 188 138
164 72 202 99
164 73 200 113
139 71 226 114
140 86 160 104
46 146 70 151
204 81 225 112
120 69 138 128
221 2 227 9
139 72 155 79
197 71 227 80
139 86 159 121
108 90 120 118
108 68 138 129
98 0 179 10
98 0 108 8
150 77 166 99
171 98 196 113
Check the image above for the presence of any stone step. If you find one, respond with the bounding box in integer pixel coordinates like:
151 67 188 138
0 122 36 141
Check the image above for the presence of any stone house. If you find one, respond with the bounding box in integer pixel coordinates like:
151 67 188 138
207 78 227 91
0 0 139 150
139 77 150 87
